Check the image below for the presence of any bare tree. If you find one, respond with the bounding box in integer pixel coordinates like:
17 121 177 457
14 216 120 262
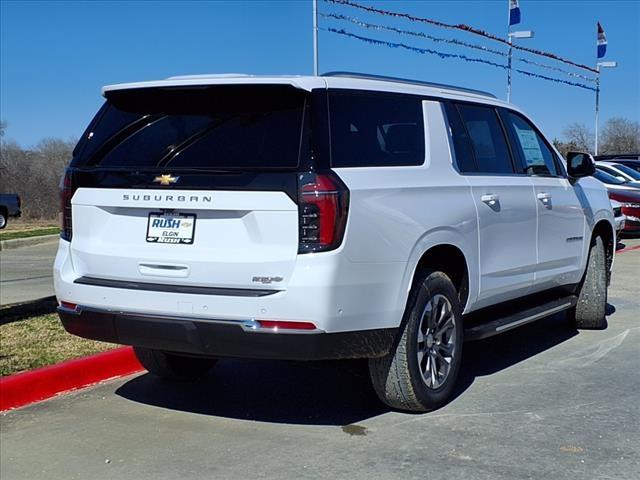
599 117 640 155
0 136 75 219
552 138 579 159
562 123 594 154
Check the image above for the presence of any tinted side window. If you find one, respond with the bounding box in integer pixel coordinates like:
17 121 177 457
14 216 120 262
457 104 514 174
328 91 425 167
504 111 558 176
72 104 143 166
443 102 476 172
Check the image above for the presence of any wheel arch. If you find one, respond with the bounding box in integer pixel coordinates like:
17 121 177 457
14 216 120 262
400 233 475 319
591 218 616 284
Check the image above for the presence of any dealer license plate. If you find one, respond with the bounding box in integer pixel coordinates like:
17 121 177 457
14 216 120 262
146 212 196 244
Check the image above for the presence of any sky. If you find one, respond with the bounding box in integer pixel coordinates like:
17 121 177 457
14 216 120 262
1 0 639 148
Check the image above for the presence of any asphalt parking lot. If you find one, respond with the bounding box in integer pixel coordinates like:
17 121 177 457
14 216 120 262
0 239 57 306
1 239 639 480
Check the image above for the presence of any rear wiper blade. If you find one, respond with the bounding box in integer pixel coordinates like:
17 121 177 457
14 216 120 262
156 117 230 168
85 114 166 166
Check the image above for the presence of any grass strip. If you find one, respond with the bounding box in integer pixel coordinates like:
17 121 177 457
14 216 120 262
0 313 114 376
0 227 60 241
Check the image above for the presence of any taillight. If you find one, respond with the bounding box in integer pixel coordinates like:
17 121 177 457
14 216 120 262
298 171 349 253
60 169 76 241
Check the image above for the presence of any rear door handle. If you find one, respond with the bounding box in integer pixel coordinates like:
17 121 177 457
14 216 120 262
480 194 499 206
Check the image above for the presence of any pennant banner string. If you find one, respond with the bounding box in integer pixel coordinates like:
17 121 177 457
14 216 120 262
515 57 596 83
324 0 598 73
323 28 597 92
322 27 507 68
320 12 506 57
321 12 596 83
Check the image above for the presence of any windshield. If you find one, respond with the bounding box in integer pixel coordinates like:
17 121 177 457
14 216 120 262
72 85 307 171
594 169 626 185
613 163 640 180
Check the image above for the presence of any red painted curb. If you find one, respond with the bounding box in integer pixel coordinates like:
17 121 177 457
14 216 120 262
618 244 640 254
0 346 143 411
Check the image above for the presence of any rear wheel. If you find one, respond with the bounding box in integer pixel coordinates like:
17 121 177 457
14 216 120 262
369 270 463 412
569 235 607 329
0 212 7 229
134 347 217 381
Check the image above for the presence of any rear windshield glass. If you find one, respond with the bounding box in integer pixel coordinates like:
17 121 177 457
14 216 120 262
72 85 307 170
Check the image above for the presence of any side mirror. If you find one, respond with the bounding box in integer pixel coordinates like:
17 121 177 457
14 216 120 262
566 152 596 178
615 176 627 183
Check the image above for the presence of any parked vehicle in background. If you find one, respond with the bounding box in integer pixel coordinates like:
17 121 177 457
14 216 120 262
610 200 625 239
608 190 640 235
593 169 640 190
595 155 640 173
0 194 22 229
596 161 640 185
55 73 615 412
592 170 640 234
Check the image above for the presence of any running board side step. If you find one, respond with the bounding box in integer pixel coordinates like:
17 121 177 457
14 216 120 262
464 296 578 342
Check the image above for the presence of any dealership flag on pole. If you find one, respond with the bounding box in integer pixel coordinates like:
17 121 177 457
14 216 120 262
597 22 607 58
509 0 521 26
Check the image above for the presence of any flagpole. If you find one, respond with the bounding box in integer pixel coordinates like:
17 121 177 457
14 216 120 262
312 0 319 76
507 1 512 103
507 37 513 103
595 66 600 155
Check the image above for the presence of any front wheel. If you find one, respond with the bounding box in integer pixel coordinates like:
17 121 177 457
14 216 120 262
0 212 7 229
568 235 607 329
134 347 217 381
369 270 463 412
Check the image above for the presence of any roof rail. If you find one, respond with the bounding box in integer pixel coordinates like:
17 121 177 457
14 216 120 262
166 73 251 80
322 71 497 98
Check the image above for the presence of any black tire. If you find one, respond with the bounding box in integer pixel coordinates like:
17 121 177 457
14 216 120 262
569 235 607 329
369 270 464 412
134 347 216 381
0 212 7 229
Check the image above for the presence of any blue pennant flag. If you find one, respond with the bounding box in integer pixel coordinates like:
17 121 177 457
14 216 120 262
597 22 607 58
509 0 521 26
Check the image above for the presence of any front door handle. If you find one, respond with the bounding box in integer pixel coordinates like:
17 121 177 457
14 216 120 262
481 194 499 206
537 192 552 203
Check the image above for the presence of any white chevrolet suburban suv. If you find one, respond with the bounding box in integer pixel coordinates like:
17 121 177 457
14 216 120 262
55 73 615 412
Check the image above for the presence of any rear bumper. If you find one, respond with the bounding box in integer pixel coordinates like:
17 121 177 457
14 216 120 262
58 306 397 361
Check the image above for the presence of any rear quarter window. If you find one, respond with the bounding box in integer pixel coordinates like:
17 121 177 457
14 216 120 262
328 91 425 168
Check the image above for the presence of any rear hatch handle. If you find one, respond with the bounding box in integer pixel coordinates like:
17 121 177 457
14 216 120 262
138 263 190 278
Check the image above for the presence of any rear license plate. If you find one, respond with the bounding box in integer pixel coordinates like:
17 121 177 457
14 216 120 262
146 212 196 244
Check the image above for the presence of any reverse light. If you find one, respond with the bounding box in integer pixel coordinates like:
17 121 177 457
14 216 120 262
298 171 349 253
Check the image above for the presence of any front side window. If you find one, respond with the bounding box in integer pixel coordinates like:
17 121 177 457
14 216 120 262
504 112 558 176
456 104 514 174
328 91 425 167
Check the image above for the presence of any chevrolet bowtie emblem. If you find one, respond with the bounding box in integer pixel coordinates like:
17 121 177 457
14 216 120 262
153 174 179 186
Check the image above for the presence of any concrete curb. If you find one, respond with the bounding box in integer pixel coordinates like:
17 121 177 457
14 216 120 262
0 234 59 251
0 347 144 411
1 296 57 324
